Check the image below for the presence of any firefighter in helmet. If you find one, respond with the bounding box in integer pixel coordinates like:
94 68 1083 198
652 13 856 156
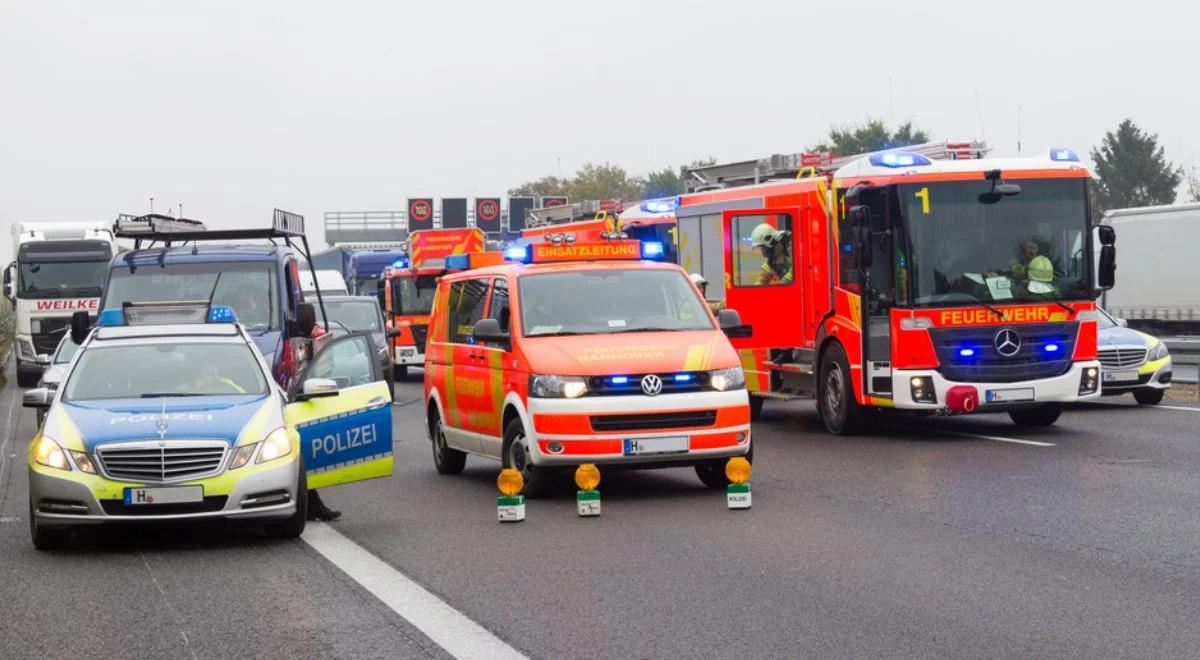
1024 255 1059 296
751 223 793 286
689 273 724 312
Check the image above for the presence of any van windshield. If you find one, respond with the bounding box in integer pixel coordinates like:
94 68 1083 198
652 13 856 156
519 268 713 337
103 263 277 332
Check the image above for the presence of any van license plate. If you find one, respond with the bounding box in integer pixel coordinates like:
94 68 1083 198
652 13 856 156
124 486 204 506
623 436 688 456
985 388 1035 403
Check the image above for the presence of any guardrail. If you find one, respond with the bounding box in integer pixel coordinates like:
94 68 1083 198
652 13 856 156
1164 338 1199 384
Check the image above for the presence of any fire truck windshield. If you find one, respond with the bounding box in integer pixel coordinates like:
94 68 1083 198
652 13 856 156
17 260 107 299
519 268 712 337
394 274 436 315
901 178 1090 306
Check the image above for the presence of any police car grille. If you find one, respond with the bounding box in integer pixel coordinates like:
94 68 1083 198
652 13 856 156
97 442 228 483
591 410 717 432
1098 348 1147 369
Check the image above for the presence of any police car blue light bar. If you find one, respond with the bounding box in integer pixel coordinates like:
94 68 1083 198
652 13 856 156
640 241 665 260
869 152 932 168
207 305 238 324
1049 147 1080 162
98 308 125 326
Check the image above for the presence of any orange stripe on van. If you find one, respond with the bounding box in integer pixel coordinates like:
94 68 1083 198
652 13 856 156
533 406 750 436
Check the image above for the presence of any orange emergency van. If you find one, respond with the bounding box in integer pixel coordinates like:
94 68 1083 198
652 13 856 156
422 240 752 496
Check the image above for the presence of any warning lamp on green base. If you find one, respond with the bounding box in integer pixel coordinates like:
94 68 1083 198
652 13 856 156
575 464 601 517
725 457 751 510
497 468 526 522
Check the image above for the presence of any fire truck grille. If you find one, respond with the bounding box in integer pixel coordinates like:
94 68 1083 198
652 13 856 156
1097 348 1147 369
96 441 228 483
33 318 71 354
410 325 428 353
930 322 1076 384
591 411 717 432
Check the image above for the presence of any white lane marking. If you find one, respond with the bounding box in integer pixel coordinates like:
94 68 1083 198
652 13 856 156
1093 403 1200 413
0 379 21 491
933 429 1056 447
303 522 526 660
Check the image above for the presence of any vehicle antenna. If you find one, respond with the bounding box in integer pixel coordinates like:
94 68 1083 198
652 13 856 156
974 92 987 142
1016 105 1023 157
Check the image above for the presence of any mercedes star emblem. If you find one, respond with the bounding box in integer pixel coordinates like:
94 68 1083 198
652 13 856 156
994 328 1021 357
640 374 664 396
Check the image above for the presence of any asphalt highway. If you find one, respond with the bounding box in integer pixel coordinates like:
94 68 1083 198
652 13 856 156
3 357 1200 659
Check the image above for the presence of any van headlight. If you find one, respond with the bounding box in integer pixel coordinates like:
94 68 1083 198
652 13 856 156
1147 340 1168 361
529 375 588 398
709 367 746 391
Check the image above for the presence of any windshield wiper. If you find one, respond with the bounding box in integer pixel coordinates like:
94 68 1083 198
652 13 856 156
950 293 1008 321
1050 300 1074 315
526 331 592 337
139 392 202 398
608 327 684 334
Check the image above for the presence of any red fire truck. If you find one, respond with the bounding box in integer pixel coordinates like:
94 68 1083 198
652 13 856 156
675 142 1117 433
520 198 680 263
379 228 486 378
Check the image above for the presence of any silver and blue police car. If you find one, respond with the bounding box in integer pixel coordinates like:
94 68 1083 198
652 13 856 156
24 303 307 549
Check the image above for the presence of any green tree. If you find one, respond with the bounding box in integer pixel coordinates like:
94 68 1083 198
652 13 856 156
641 166 682 199
567 163 645 202
1185 166 1200 203
1089 119 1182 214
810 119 930 156
507 175 569 198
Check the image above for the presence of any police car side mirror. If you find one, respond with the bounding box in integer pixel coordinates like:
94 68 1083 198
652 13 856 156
23 388 52 409
297 378 340 401
70 311 91 345
472 318 510 349
717 309 752 339
1115 316 1128 328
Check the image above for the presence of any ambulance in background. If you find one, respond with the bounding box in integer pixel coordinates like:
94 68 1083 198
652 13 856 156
378 228 485 379
676 142 1115 432
422 238 752 496
5 222 118 387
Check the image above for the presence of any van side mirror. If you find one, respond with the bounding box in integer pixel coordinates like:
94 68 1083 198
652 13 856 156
23 388 52 409
1098 244 1116 290
292 303 317 338
717 308 752 339
472 318 510 349
70 311 91 345
386 328 402 339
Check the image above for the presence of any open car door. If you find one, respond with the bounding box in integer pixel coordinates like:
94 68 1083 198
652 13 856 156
285 333 394 489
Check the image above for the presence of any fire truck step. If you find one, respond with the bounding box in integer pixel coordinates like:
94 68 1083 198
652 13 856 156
753 391 806 401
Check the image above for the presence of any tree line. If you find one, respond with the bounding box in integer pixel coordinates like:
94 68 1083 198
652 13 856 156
508 118 1197 214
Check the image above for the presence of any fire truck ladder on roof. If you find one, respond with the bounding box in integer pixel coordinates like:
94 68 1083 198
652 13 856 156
682 140 989 193
526 199 623 228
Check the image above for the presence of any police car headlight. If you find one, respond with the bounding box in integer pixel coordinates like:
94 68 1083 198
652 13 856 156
229 444 257 470
68 450 97 475
709 367 745 391
32 435 70 471
1147 340 1169 361
256 427 292 464
529 375 588 399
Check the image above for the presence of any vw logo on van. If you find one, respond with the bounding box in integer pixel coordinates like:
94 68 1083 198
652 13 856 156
640 374 664 396
994 328 1021 357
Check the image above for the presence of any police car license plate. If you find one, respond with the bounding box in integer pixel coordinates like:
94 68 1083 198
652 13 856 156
985 388 1035 403
623 436 688 456
1102 370 1138 383
124 485 204 506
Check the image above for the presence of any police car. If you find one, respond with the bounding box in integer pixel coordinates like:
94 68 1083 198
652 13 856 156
23 302 393 550
423 239 752 496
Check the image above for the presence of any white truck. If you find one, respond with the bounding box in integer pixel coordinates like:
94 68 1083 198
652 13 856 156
1101 202 1200 335
4 222 118 387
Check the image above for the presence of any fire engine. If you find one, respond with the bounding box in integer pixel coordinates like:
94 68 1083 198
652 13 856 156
520 198 680 263
378 228 486 378
674 141 1117 433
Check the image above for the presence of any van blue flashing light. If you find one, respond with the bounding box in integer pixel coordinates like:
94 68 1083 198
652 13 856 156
207 305 238 324
98 309 125 327
640 241 665 260
958 348 976 358
504 245 531 263
610 376 630 385
1044 343 1060 353
673 373 693 382
869 152 932 168
1049 148 1079 162
390 258 408 269
640 198 678 214
445 254 471 270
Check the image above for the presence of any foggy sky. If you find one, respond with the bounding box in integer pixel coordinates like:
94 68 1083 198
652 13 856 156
2 0 1197 257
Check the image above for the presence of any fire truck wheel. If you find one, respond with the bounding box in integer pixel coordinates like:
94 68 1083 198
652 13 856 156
430 411 466 475
502 418 549 498
818 343 866 435
394 365 409 381
748 395 764 421
1133 388 1164 406
1008 403 1062 427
